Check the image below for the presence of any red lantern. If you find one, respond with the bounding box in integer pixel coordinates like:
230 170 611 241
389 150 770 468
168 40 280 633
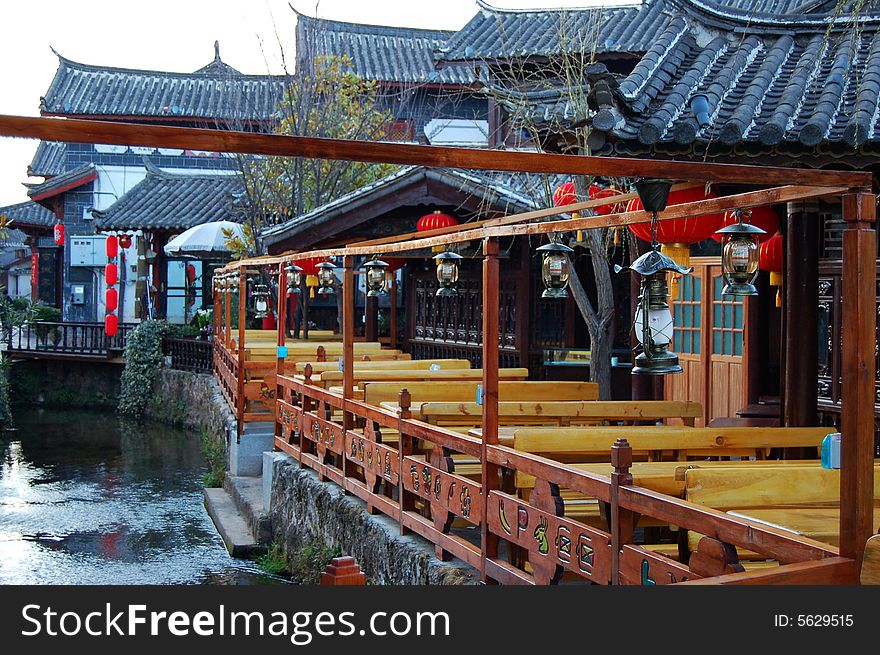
384 257 407 272
713 206 779 243
297 257 325 276
105 262 118 286
416 210 458 232
105 288 118 312
588 183 625 216
553 182 577 208
106 235 119 258
105 313 118 337
53 223 65 245
118 234 132 249
626 187 725 269
759 231 784 308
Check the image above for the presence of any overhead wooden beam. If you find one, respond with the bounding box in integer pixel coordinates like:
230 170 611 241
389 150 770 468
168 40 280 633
218 183 847 269
0 114 872 188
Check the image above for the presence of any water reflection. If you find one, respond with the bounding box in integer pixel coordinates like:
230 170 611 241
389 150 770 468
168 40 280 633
0 408 282 585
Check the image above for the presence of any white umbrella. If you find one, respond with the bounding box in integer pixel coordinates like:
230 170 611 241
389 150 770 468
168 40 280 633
163 221 245 259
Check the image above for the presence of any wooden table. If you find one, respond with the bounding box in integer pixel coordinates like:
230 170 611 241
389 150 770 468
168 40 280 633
727 507 880 547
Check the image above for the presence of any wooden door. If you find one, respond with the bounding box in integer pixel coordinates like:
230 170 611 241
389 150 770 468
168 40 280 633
665 258 747 424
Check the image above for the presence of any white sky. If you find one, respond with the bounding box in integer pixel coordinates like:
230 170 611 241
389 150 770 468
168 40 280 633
0 0 629 207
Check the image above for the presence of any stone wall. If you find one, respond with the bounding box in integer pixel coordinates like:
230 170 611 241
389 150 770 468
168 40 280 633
145 368 237 443
9 359 121 408
266 453 479 586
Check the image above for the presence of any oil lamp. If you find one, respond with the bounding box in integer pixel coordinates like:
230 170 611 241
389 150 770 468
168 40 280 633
434 249 463 297
286 263 302 295
317 261 337 296
537 235 575 298
363 257 389 296
715 209 765 296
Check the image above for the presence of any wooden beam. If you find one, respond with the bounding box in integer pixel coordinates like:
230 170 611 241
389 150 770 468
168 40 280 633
218 185 849 269
0 114 871 187
839 192 877 565
481 237 501 584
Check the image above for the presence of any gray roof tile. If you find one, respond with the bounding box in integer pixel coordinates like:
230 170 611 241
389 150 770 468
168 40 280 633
295 12 475 85
0 200 55 229
93 166 243 231
41 50 285 122
26 164 96 201
437 0 670 63
28 141 67 177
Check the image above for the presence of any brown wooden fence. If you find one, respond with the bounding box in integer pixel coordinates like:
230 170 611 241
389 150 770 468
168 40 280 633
164 337 213 373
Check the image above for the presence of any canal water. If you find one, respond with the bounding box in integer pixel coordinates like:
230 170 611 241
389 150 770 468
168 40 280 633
0 408 281 585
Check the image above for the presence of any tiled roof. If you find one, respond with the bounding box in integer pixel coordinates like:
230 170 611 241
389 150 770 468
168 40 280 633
1 228 28 249
493 5 880 148
436 0 670 64
0 200 55 229
261 165 558 247
28 141 67 177
294 11 476 85
27 164 96 202
93 165 243 231
40 49 285 122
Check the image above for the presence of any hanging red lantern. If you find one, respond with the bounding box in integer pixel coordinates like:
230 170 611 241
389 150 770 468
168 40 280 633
53 223 65 245
759 231 784 308
118 234 132 249
416 209 458 232
106 235 119 258
553 181 578 208
105 313 118 337
588 183 625 216
383 257 407 272
713 206 779 243
297 257 324 276
105 288 118 312
105 262 118 286
626 187 725 269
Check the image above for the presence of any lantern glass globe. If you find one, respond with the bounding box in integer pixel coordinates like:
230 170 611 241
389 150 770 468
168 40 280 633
721 235 760 295
634 306 674 346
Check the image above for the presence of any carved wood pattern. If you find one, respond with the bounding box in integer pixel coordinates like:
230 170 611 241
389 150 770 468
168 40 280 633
345 425 399 489
619 544 698 585
401 456 482 526
486 490 612 584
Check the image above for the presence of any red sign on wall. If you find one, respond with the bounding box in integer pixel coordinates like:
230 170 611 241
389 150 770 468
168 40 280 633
30 251 39 298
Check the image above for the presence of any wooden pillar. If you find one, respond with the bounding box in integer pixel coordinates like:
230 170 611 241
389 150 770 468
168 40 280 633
480 237 500 584
342 256 355 406
516 238 531 371
389 274 398 350
839 192 876 564
365 295 379 343
274 264 288 444
236 269 247 431
783 200 820 427
303 281 310 339
224 278 232 350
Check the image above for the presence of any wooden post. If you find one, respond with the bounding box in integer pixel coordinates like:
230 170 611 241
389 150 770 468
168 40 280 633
342 256 355 484
236 269 247 432
302 276 310 339
320 556 366 585
481 237 500 584
365 295 378 343
275 264 287 445
840 192 876 565
783 200 820 428
389 274 398 350
610 437 633 585
224 279 232 350
398 388 414 533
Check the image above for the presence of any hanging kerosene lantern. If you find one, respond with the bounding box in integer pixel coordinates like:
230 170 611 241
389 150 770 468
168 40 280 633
434 249 463 297
286 263 302 295
536 234 575 298
615 178 691 375
317 261 337 296
362 257 389 296
229 271 240 295
715 209 766 296
252 282 270 319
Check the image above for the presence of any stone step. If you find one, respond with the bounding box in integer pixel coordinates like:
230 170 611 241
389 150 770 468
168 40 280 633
224 473 272 543
204 487 265 558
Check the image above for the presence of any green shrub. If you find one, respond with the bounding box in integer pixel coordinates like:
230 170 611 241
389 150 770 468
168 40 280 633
255 540 288 576
0 354 12 426
200 426 227 487
288 539 342 584
118 320 173 418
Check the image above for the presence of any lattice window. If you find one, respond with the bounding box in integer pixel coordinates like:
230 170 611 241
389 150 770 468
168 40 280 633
673 274 702 355
711 275 743 356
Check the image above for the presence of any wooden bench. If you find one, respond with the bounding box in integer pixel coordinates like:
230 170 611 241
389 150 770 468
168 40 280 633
683 466 880 554
315 367 531 391
292 358 470 375
409 399 702 428
362 381 600 406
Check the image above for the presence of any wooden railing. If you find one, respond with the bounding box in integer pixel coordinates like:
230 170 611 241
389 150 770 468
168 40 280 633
5 321 134 359
164 337 213 373
274 374 855 585
214 339 240 425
